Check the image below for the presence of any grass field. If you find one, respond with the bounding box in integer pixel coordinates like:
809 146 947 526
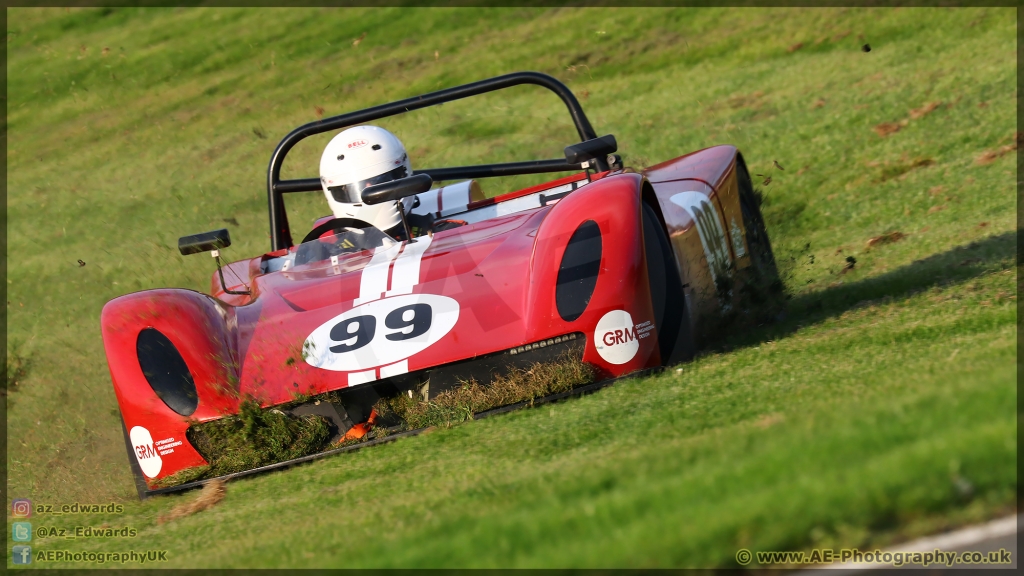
5 7 1017 568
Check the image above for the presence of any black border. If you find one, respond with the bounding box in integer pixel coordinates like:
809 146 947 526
2 3 1020 572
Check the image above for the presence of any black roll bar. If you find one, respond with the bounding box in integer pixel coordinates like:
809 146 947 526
266 71 602 251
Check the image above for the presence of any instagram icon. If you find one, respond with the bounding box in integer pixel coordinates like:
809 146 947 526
12 499 32 518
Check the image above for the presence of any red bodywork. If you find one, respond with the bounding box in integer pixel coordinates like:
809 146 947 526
102 146 751 487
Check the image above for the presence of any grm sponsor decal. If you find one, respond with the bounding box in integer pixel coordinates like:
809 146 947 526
129 426 162 478
594 310 641 365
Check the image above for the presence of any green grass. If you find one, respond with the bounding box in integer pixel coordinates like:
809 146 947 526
6 6 1016 568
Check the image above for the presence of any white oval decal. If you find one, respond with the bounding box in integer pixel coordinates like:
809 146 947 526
594 309 639 365
129 426 162 478
303 293 460 372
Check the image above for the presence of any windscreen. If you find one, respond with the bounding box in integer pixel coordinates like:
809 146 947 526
292 227 396 267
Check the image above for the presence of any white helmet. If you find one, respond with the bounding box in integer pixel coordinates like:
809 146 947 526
319 125 413 233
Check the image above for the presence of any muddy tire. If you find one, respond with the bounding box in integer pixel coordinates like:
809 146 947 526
642 201 696 365
736 156 784 321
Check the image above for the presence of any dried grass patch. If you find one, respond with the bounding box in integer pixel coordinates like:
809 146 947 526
727 91 765 110
975 132 1020 165
866 231 907 248
375 351 595 430
158 479 226 524
876 158 935 182
909 101 942 119
873 121 906 137
874 101 944 137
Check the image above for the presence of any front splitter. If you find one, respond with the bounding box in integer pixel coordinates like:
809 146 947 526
141 366 663 499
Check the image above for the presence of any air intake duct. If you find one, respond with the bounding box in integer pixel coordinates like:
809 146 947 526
555 220 602 322
136 328 199 417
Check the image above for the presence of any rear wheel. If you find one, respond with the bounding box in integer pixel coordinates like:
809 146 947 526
642 201 695 365
735 157 784 320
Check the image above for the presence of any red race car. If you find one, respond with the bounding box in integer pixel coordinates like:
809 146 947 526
101 72 782 498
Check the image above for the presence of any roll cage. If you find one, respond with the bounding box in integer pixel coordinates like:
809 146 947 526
266 71 606 251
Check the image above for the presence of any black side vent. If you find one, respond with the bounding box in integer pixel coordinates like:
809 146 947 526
136 328 199 417
556 220 602 322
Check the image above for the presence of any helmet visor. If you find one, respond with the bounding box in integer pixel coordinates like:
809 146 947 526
328 165 410 204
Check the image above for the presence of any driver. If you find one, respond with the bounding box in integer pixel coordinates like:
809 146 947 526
319 125 416 240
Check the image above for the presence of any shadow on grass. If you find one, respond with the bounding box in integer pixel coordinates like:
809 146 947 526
713 230 1017 352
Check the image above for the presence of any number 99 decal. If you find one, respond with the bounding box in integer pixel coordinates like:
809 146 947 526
304 294 460 372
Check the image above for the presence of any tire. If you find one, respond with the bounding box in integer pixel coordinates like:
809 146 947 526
119 416 150 500
642 201 696 365
735 156 784 320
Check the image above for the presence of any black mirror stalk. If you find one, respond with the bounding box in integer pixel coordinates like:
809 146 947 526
178 228 251 296
211 249 252 296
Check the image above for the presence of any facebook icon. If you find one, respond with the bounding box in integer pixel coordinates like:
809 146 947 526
12 545 32 565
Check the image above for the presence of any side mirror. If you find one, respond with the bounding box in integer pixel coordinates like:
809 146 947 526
361 174 434 205
178 229 231 256
564 134 618 165
178 228 249 296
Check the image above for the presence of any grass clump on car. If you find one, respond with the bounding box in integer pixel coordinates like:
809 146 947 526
375 350 595 430
181 398 332 482
157 351 593 487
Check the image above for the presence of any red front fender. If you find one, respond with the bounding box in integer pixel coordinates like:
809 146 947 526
527 172 660 377
101 289 241 483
